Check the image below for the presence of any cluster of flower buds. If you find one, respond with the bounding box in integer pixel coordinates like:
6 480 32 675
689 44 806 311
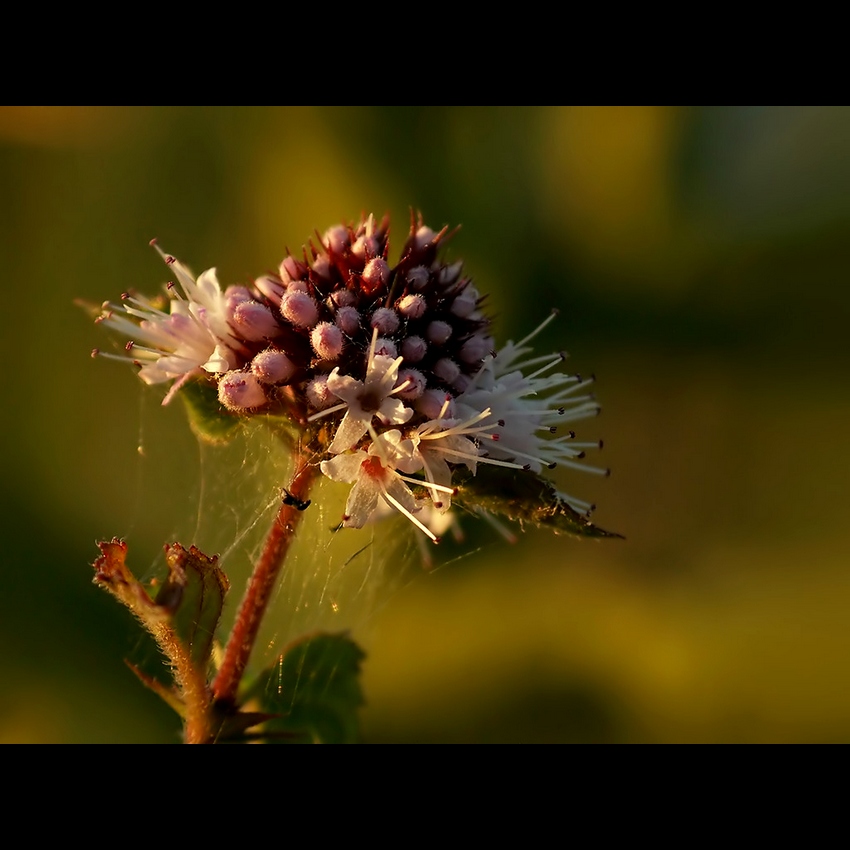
94 214 606 540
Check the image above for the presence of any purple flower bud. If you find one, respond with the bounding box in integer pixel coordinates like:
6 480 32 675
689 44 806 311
374 337 398 358
426 320 452 345
398 293 426 320
218 370 267 410
351 234 379 260
281 290 319 328
370 307 399 335
335 305 360 336
452 372 471 392
363 257 389 290
406 266 430 290
225 285 253 313
323 225 349 255
280 255 307 285
306 375 335 410
417 388 455 420
330 288 356 308
450 285 479 318
434 357 460 384
459 333 493 363
438 261 464 286
312 253 333 280
401 335 427 363
311 321 344 360
255 275 285 306
414 226 436 249
396 368 426 400
232 300 280 342
252 349 296 384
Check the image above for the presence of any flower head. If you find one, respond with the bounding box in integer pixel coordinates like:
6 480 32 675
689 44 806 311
93 214 610 540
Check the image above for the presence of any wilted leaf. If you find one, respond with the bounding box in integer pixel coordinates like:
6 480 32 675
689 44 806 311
92 539 228 720
156 543 229 672
453 466 624 539
248 633 366 744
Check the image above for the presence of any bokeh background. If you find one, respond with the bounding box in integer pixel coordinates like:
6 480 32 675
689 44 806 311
2 106 849 743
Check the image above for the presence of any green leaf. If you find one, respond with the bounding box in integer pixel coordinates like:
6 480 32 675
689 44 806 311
180 379 242 444
248 633 366 744
155 543 230 672
453 466 624 540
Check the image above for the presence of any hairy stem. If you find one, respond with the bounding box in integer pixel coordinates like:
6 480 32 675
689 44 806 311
211 454 318 707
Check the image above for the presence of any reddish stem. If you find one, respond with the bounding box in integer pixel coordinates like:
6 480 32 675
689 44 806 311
212 455 318 707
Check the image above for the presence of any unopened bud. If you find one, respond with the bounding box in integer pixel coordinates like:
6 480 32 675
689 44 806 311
438 261 463 286
280 255 307 285
232 300 280 341
255 275 285 306
396 368 426 400
417 388 455 420
306 375 335 409
370 307 399 335
459 333 493 363
335 305 360 336
280 291 319 328
311 321 344 360
251 349 296 384
374 337 398 358
426 320 452 345
433 357 460 384
414 226 436 249
450 285 479 318
312 253 333 280
218 371 267 410
362 257 389 293
323 225 349 255
398 293 426 320
401 335 427 362
406 266 430 290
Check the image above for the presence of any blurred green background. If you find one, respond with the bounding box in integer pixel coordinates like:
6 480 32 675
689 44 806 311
2 106 849 743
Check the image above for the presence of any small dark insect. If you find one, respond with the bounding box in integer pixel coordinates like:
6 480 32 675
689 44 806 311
281 488 311 511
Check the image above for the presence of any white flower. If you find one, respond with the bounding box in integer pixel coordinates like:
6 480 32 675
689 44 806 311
411 402 497 513
95 245 243 404
310 331 414 453
320 430 442 542
455 311 607 514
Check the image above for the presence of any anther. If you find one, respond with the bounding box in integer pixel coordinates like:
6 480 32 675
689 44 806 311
149 238 158 246
576 451 585 459
548 426 557 433
598 439 604 449
91 348 100 358
547 462 557 470
605 468 611 477
120 292 130 300
568 430 576 438
497 419 505 427
125 341 135 351
165 256 176 265
558 407 566 415
558 351 567 361
522 464 531 471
